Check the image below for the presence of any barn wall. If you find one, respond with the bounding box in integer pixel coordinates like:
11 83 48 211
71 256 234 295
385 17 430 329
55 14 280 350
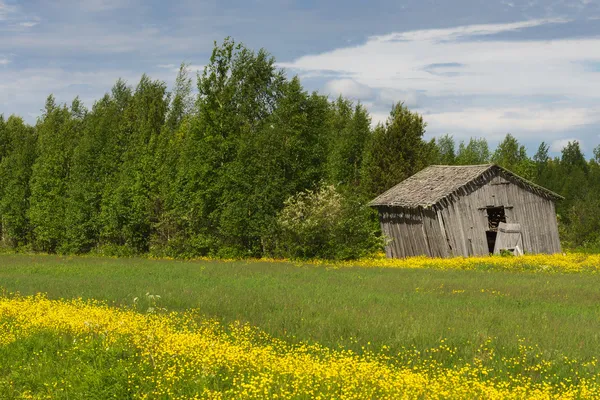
438 195 486 257
422 208 450 258
378 170 561 258
378 206 449 258
438 173 561 256
502 178 562 253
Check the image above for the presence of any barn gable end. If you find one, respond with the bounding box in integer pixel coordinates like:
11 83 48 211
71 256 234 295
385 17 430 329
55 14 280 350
370 165 562 258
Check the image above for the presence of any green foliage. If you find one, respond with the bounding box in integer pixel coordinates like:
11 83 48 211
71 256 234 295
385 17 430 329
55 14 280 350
0 116 37 247
62 87 130 254
492 133 533 179
554 141 589 228
499 249 515 257
166 38 294 258
360 102 432 199
165 63 194 131
533 142 551 185
561 141 588 175
0 115 6 160
214 78 329 257
455 137 490 165
149 68 192 257
561 161 600 249
594 145 600 164
564 193 600 248
326 97 371 188
28 96 82 252
433 134 456 165
271 185 382 260
99 75 169 253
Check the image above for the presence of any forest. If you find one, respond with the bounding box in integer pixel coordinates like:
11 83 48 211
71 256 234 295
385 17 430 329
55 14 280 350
1 38 599 259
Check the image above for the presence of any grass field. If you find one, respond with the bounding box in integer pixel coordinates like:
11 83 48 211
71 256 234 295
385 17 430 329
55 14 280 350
1 253 600 398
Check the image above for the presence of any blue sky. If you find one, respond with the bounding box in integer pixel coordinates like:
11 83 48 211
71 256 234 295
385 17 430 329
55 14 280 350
1 0 599 156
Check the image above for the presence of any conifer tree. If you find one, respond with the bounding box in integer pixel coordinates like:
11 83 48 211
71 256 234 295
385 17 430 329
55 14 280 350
492 133 533 179
360 102 432 198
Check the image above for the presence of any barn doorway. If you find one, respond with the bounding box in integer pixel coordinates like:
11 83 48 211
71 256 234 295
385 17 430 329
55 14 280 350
486 206 506 254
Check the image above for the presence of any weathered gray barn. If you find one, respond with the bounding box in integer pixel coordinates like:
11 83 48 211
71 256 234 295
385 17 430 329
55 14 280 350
369 164 563 258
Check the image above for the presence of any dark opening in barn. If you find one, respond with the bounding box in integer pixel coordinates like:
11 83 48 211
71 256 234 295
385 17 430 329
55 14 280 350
486 206 507 254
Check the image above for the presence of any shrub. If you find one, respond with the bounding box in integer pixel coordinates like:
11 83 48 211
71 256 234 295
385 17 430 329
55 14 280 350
269 185 382 260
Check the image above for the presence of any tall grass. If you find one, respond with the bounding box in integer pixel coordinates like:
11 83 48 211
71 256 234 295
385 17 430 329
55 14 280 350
1 253 600 380
3 294 598 399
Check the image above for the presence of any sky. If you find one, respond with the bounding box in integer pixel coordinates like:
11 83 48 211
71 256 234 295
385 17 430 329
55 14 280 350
1 0 599 156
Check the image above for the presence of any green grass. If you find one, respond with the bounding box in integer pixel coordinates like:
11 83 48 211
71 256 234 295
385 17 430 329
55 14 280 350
1 254 600 382
0 329 139 399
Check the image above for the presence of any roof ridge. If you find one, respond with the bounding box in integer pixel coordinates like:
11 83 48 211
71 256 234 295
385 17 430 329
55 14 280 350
494 164 563 200
429 164 494 168
369 163 562 209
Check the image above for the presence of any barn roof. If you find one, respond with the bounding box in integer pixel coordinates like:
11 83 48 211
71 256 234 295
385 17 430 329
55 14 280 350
369 164 563 209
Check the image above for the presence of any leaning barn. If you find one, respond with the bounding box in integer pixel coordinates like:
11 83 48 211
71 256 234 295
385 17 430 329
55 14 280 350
370 164 563 258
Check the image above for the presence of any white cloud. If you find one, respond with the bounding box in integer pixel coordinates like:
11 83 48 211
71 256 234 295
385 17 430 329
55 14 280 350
425 107 600 140
369 18 569 43
551 138 581 152
280 18 597 99
359 106 600 140
377 89 419 108
19 21 38 28
280 18 600 137
324 78 373 99
323 80 420 108
0 57 9 65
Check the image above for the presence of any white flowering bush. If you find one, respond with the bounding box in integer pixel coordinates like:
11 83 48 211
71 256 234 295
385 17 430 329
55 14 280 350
272 185 382 260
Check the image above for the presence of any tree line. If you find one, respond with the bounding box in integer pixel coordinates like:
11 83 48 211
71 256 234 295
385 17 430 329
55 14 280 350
1 39 599 259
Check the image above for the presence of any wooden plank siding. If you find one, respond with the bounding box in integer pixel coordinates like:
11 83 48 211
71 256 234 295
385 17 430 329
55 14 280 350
378 206 448 258
378 169 561 258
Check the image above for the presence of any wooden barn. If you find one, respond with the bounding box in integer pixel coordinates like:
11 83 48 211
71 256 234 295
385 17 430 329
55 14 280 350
369 164 563 258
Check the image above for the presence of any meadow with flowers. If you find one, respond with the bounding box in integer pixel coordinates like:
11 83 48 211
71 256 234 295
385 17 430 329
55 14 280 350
2 253 600 398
